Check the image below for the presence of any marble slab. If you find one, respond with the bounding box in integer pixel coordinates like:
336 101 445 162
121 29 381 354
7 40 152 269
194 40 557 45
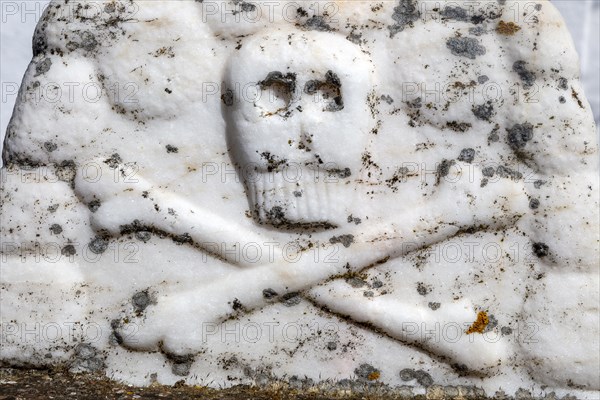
1 1 598 398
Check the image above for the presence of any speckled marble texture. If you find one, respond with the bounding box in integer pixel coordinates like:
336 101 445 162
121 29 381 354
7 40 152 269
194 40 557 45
1 1 598 398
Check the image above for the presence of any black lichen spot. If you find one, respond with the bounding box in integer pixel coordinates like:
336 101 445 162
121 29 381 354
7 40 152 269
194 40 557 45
44 141 57 152
48 204 59 213
304 80 319 95
80 31 98 51
496 165 523 180
532 242 549 258
399 368 415 381
88 199 101 213
302 15 333 32
281 292 301 306
406 97 422 109
371 279 383 288
381 94 394 104
458 148 475 163
488 124 500 143
71 343 104 372
104 153 122 169
239 2 256 12
61 245 76 256
501 326 513 336
529 198 540 209
436 159 456 183
507 122 534 151
346 32 362 44
470 13 492 25
472 101 494 121
451 363 469 376
221 89 234 106
173 233 193 245
534 180 545 189
558 77 568 90
414 370 433 387
49 224 63 235
66 41 79 52
559 96 566 104
89 237 108 254
446 37 486 59
512 61 536 88
164 88 173 94
326 341 337 351
327 167 351 178
354 363 380 381
417 282 431 296
482 166 495 177
440 6 470 22
428 302 441 310
34 58 52 77
388 0 421 38
347 277 367 288
266 206 286 225
477 75 489 84
262 288 278 299
329 234 354 248
166 144 179 153
232 298 243 311
446 121 472 132
325 70 341 88
135 231 151 242
172 362 192 377
132 290 151 312
347 215 362 225
484 314 498 333
260 152 287 172
33 31 48 57
167 353 195 377
363 290 374 298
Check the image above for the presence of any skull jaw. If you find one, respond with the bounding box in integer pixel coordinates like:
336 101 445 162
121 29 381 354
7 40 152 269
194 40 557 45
246 167 355 230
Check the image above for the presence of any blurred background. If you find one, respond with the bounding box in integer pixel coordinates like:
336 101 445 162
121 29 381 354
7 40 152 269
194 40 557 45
1 1 599 157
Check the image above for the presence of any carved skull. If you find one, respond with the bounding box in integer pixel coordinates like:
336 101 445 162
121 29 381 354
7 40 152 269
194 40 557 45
224 29 374 228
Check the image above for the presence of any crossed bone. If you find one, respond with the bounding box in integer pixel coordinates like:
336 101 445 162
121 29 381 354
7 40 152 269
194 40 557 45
74 158 528 371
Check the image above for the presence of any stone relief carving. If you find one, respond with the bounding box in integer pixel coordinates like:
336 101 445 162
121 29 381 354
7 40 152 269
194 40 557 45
1 0 598 397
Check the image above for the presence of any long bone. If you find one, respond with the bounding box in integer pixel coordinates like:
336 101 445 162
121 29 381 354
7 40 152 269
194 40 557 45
74 159 528 362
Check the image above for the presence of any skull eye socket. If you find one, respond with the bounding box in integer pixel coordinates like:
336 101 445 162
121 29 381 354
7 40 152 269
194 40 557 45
304 70 344 112
255 71 296 116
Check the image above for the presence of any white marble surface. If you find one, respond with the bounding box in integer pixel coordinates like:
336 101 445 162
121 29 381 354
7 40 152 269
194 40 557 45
2 1 598 154
1 1 599 398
